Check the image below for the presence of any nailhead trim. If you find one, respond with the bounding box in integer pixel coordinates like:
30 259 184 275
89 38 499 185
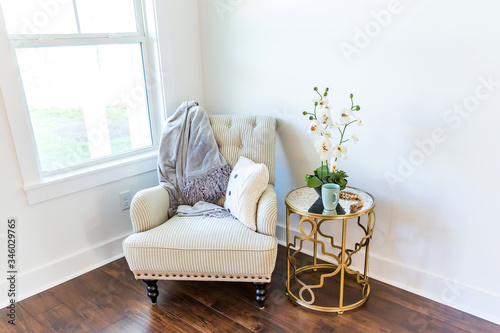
135 272 270 280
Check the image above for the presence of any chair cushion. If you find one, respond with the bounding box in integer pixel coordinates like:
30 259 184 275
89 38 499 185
224 156 269 231
123 215 278 276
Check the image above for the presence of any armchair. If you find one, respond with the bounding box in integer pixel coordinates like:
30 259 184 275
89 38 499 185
123 115 278 308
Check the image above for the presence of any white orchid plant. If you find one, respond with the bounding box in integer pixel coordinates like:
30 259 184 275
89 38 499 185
303 87 362 190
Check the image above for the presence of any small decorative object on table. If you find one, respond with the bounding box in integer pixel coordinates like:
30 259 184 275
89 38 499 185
302 87 363 212
340 190 364 213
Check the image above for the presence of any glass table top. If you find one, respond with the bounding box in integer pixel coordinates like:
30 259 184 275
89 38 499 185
285 186 375 218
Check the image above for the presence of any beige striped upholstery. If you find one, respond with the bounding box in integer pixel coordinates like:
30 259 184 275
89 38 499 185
209 115 276 185
130 185 170 233
123 115 278 283
256 184 278 237
123 215 277 281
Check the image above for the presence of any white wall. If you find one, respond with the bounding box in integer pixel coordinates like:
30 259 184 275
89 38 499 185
0 0 204 305
198 0 500 324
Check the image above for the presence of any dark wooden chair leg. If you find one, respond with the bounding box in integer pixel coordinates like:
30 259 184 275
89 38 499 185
253 282 267 309
143 279 159 304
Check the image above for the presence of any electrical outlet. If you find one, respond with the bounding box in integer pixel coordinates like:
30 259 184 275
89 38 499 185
120 190 131 210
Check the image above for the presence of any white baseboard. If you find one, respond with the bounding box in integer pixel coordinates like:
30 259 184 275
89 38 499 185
0 233 128 308
276 225 500 326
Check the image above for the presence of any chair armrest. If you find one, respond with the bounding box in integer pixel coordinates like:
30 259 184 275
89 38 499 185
130 185 170 233
256 184 278 237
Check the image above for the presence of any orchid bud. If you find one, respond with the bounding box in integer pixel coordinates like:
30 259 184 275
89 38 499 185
314 87 318 91
309 116 314 120
350 93 353 98
302 111 307 115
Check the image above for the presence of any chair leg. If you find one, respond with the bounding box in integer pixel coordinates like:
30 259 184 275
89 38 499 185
143 279 159 304
253 282 268 309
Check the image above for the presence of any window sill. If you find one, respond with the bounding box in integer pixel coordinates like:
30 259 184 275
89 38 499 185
23 148 158 205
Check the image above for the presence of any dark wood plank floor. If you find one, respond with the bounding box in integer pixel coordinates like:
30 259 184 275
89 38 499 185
1 246 499 332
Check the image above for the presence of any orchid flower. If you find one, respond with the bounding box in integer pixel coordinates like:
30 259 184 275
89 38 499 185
318 97 329 108
333 144 348 159
339 107 352 125
316 137 332 161
317 109 332 126
308 119 322 135
347 132 359 144
329 158 337 172
315 136 332 154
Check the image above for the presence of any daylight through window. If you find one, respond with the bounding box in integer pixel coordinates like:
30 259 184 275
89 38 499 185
1 0 154 174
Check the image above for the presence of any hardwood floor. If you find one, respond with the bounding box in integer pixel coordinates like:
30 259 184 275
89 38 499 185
1 246 498 332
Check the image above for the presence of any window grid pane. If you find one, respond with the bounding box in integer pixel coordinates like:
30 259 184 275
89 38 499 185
0 0 138 35
75 0 138 34
16 43 152 172
0 0 78 35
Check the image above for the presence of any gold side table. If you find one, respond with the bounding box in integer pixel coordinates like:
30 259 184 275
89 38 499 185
285 186 376 313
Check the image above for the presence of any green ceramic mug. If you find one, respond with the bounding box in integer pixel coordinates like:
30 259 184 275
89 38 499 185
322 183 340 211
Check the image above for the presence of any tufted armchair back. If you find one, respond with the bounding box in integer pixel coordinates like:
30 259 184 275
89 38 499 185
209 115 276 185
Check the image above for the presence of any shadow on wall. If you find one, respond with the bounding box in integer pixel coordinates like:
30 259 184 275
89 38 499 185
275 119 315 189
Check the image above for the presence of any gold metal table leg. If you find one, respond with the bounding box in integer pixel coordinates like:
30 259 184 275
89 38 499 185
286 207 290 293
313 218 318 271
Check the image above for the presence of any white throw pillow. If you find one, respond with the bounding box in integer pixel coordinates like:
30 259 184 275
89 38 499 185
224 156 269 231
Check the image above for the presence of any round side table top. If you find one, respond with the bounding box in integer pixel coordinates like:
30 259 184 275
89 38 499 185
285 186 375 219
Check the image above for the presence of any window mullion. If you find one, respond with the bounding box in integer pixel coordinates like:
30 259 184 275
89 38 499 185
11 35 146 48
71 0 82 34
134 0 146 35
9 32 143 41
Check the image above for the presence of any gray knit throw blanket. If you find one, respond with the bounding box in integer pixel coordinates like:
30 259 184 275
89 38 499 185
158 101 231 217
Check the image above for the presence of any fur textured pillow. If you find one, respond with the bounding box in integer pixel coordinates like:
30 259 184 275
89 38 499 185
224 156 269 231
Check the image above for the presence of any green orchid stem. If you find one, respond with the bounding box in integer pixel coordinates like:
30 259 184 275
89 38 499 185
339 125 348 146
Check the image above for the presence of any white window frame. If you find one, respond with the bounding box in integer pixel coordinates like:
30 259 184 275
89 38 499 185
0 0 165 204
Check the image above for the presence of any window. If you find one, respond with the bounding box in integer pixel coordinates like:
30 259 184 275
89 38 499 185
0 0 164 203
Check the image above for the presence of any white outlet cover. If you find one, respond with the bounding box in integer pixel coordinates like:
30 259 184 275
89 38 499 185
120 190 131 210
